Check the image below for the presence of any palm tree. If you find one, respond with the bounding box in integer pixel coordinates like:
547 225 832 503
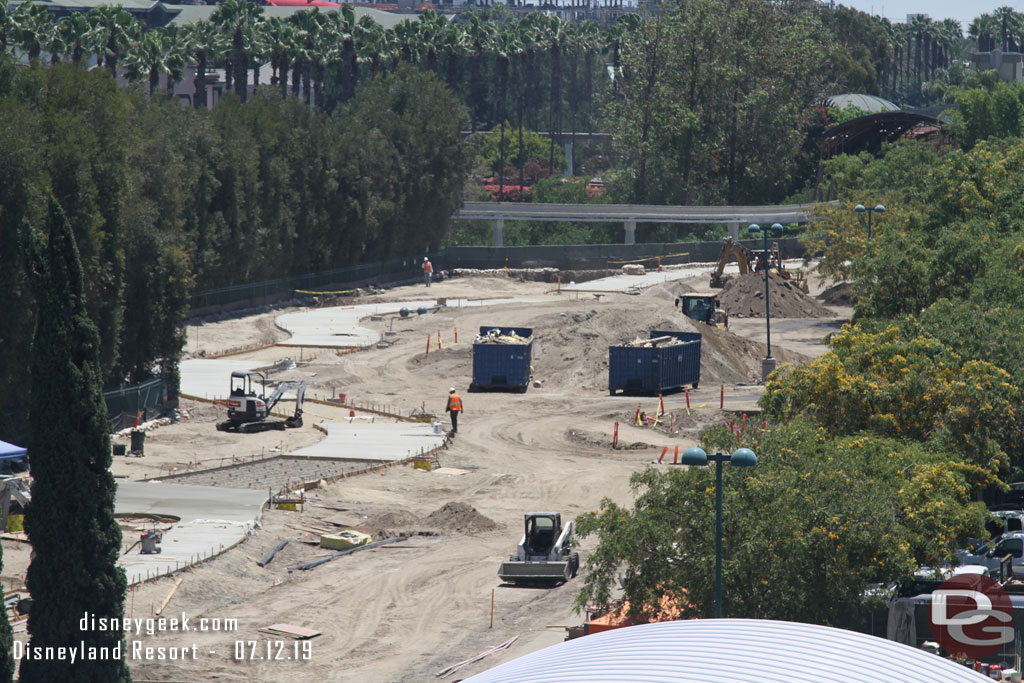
604 13 641 95
543 15 569 176
355 15 392 84
286 9 322 104
464 15 493 132
936 18 961 76
438 18 467 91
247 15 268 92
11 2 52 63
0 0 11 53
261 16 294 98
489 26 518 199
162 25 187 96
307 11 337 110
212 0 263 102
329 6 358 102
286 15 309 99
181 20 225 109
124 30 169 97
49 13 93 66
88 5 140 77
969 14 998 52
393 19 420 65
417 10 447 75
577 20 601 136
994 6 1023 52
510 21 532 193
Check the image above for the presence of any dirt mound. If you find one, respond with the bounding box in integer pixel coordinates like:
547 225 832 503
424 502 500 534
523 302 808 389
639 284 677 301
719 272 836 318
818 282 852 306
569 428 653 451
368 510 422 528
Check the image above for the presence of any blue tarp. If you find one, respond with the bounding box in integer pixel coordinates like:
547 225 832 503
0 440 27 460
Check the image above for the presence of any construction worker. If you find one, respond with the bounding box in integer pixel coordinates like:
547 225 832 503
423 258 433 287
446 387 462 434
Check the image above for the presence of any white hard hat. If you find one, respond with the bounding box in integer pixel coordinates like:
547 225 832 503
424 257 429 262
449 387 456 393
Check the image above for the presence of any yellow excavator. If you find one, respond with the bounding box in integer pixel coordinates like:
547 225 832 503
709 237 808 292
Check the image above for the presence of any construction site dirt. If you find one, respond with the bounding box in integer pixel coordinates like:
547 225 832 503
3 266 850 682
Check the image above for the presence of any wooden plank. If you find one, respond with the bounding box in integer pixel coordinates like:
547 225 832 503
155 578 184 617
258 624 321 639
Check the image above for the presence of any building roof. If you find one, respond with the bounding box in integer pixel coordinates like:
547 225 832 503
266 0 341 6
827 93 900 113
462 619 992 683
819 110 938 158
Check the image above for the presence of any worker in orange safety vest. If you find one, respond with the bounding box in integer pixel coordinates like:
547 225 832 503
423 258 433 287
446 387 462 434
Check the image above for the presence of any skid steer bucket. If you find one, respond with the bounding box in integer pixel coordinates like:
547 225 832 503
498 560 570 584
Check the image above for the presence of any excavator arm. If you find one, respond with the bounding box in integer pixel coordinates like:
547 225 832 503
710 237 753 288
265 381 307 428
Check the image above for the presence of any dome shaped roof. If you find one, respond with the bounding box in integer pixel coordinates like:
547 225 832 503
827 93 900 113
463 619 990 683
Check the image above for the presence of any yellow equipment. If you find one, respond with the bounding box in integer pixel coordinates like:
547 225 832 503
709 237 753 288
675 293 729 330
709 237 808 293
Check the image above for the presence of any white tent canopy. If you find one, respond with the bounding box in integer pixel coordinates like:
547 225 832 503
0 440 26 461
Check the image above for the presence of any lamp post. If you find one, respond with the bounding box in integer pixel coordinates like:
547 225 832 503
854 204 886 239
747 223 783 382
680 446 758 618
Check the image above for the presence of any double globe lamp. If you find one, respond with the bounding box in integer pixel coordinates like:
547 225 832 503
679 446 758 619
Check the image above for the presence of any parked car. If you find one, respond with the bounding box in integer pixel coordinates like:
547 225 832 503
958 531 1024 575
987 509 1024 538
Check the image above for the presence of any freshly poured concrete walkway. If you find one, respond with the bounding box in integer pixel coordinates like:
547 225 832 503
116 481 267 586
180 298 542 400
276 297 542 347
179 358 265 401
560 259 805 293
291 422 445 461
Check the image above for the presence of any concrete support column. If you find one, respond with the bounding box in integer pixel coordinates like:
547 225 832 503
727 222 739 240
565 142 574 176
492 218 505 247
624 218 637 245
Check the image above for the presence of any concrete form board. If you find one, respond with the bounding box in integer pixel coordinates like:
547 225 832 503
116 481 266 586
291 422 444 461
154 455 382 490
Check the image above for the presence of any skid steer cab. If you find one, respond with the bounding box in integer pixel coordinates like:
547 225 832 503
675 292 729 330
217 371 306 433
498 512 579 586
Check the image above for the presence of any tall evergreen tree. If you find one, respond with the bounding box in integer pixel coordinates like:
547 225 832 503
21 198 130 683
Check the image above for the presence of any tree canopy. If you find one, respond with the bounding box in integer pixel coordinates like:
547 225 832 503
0 58 469 442
576 422 987 624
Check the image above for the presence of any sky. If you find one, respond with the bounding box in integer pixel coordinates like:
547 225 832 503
836 1 1003 32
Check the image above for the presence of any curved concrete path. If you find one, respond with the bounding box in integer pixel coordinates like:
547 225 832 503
116 481 267 586
291 422 445 461
276 297 542 348
561 258 805 293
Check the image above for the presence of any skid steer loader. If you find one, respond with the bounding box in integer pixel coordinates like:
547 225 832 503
498 513 579 586
216 371 306 433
